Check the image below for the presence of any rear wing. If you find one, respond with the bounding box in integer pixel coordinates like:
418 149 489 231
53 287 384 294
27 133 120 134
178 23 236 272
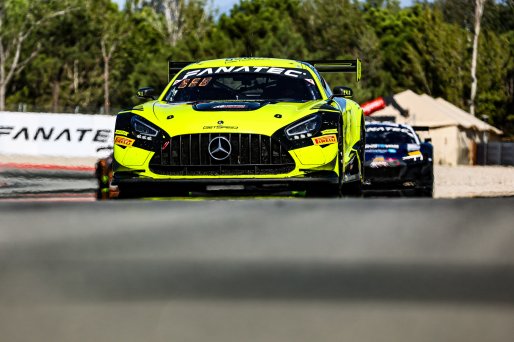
168 61 194 82
411 126 432 143
168 58 362 82
411 126 430 132
304 59 361 82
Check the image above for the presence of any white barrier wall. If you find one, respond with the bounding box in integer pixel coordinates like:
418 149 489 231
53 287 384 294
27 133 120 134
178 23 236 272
0 111 116 158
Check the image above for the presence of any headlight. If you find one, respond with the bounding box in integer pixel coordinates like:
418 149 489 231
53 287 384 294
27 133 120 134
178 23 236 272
285 115 321 140
131 117 159 137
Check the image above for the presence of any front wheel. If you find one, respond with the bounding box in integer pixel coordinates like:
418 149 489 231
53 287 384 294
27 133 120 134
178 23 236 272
341 115 364 197
342 180 362 197
416 186 433 198
305 184 341 198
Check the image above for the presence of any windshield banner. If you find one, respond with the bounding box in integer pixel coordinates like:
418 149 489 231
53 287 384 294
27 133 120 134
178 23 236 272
173 67 313 84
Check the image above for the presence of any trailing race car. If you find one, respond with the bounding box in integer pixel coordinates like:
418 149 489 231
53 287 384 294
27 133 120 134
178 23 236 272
364 122 433 197
112 57 365 197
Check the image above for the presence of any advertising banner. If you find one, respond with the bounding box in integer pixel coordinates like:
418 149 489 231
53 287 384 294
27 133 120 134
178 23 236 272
0 112 115 158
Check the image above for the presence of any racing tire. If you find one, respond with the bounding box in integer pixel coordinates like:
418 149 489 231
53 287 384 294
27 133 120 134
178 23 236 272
342 180 362 197
416 186 433 198
359 115 365 181
305 185 341 198
117 185 146 199
401 186 433 198
418 164 434 197
342 116 364 197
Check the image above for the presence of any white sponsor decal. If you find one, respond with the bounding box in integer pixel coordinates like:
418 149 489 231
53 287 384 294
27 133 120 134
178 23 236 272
366 125 418 141
215 66 236 73
212 104 247 109
366 126 411 133
407 143 421 151
175 66 310 82
0 111 115 158
366 144 400 149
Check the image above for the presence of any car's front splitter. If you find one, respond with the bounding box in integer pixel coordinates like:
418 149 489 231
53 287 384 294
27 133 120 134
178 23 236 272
363 162 433 189
114 174 338 194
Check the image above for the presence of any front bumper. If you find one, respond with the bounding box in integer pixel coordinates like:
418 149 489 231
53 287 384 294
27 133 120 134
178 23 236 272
113 138 339 179
364 162 433 189
114 173 338 194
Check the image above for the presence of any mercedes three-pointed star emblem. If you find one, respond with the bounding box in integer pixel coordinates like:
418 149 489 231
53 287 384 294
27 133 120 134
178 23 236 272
208 136 232 160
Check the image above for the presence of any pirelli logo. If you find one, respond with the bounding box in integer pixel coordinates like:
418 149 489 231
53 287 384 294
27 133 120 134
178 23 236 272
312 134 337 145
114 135 135 147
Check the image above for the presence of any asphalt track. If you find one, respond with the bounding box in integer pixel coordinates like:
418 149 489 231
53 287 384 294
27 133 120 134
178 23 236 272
1 197 514 342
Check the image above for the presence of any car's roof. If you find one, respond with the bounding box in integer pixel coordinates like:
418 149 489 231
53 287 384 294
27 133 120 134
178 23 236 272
365 121 421 144
366 121 413 130
182 57 309 70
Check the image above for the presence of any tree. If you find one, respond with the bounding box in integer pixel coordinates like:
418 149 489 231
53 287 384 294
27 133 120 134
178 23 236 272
137 0 209 47
160 0 184 45
1 0 512 136
470 0 486 116
299 0 366 60
0 0 69 110
219 0 306 58
98 2 130 114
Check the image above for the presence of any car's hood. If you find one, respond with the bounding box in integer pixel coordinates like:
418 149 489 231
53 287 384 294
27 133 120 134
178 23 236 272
145 100 326 136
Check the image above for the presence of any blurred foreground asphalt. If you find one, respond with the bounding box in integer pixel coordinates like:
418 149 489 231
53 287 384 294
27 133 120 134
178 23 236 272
1 198 514 342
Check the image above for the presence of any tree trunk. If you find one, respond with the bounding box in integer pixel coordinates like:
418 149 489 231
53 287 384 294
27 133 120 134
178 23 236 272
162 0 182 45
0 83 5 111
73 59 79 94
470 0 485 117
52 80 60 113
103 56 110 114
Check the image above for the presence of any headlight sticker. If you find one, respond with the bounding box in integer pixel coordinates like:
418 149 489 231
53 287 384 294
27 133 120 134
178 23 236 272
115 130 129 136
321 128 338 135
114 135 135 147
312 134 337 145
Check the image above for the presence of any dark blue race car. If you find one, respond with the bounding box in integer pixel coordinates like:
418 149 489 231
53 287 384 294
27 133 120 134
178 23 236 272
364 122 433 197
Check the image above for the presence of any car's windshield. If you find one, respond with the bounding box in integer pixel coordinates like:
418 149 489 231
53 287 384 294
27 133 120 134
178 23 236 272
366 125 419 144
164 70 322 103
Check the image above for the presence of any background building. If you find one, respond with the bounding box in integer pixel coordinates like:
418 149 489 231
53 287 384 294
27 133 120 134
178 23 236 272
368 90 503 166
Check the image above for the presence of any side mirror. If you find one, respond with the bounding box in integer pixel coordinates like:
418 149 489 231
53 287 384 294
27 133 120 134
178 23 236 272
137 87 156 100
331 86 353 98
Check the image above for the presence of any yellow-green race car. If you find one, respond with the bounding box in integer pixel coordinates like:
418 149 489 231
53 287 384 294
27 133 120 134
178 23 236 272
112 58 365 197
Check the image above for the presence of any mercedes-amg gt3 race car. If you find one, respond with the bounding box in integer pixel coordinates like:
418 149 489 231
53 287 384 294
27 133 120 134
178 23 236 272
112 58 365 197
364 122 433 197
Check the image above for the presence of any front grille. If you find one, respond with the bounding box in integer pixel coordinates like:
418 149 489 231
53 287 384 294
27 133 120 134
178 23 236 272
150 133 295 176
365 166 403 180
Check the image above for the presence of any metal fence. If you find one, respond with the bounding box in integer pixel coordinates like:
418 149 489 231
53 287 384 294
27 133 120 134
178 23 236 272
476 142 514 166
3 104 121 115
